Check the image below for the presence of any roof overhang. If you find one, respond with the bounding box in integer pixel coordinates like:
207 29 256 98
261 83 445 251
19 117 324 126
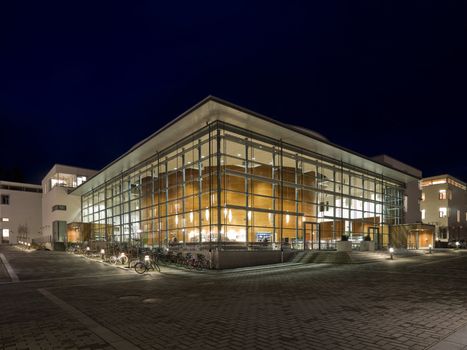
73 96 420 196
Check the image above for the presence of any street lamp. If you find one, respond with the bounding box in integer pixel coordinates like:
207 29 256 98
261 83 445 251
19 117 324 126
389 247 394 260
428 244 432 254
456 241 460 249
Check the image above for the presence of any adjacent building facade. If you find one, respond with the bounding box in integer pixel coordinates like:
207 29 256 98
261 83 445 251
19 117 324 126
41 164 96 248
420 174 467 243
0 181 42 244
73 97 426 253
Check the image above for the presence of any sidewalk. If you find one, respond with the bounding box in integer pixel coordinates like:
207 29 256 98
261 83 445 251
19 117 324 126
0 255 10 282
430 324 467 350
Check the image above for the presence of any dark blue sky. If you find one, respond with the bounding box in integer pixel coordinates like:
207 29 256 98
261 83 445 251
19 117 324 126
1 1 466 184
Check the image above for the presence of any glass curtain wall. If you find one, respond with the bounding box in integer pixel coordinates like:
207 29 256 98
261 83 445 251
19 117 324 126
82 121 405 250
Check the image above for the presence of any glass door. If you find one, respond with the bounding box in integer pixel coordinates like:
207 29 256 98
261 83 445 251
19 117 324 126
368 227 381 250
303 222 320 250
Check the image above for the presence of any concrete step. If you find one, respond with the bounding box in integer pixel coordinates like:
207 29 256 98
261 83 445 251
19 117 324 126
290 249 426 265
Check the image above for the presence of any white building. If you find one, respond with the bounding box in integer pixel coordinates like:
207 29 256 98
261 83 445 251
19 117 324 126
420 174 467 243
0 181 42 244
41 164 96 249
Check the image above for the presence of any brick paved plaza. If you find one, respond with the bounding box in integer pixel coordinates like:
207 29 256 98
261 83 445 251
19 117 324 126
1 246 467 350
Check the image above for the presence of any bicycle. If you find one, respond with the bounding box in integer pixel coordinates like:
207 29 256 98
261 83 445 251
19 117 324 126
109 252 129 265
134 255 161 274
193 253 210 270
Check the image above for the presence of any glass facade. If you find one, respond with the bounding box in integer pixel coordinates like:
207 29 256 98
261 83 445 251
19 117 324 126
82 121 405 250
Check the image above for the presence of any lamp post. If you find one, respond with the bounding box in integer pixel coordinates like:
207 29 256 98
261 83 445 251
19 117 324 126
389 247 394 260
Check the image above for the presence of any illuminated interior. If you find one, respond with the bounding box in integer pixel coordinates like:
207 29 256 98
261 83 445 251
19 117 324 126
81 123 405 249
47 173 87 192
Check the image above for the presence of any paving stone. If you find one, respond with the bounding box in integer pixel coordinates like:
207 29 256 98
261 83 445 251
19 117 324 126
2 246 467 349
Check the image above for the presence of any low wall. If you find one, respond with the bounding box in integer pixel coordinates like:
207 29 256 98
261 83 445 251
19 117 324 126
213 250 296 269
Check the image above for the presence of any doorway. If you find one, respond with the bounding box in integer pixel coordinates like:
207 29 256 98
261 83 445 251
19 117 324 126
368 226 381 250
303 222 320 250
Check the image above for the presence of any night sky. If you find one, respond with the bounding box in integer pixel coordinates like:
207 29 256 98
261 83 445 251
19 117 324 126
1 1 466 184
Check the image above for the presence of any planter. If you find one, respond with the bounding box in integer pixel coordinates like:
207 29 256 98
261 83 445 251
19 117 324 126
360 241 375 252
336 241 352 252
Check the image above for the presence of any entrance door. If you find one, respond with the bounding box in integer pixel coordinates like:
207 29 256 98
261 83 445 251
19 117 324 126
368 227 381 250
303 222 320 250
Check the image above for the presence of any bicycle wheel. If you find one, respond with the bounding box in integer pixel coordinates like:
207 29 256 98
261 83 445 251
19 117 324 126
121 256 129 265
129 259 139 268
134 262 146 274
152 261 161 272
109 256 117 264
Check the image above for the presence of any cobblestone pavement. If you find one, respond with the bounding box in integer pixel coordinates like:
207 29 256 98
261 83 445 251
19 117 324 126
1 246 467 350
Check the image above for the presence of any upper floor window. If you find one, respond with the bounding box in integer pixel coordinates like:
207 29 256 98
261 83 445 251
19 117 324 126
1 195 9 205
52 205 67 212
421 192 425 201
77 176 87 186
457 210 461 223
49 173 87 191
439 190 447 200
421 209 426 220
439 207 447 218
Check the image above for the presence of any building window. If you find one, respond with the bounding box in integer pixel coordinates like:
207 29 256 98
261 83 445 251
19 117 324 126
77 176 87 186
421 192 425 201
439 227 448 240
439 190 447 200
1 195 9 205
421 209 426 220
52 205 67 212
1 228 9 242
1 217 9 222
457 210 461 223
439 207 447 218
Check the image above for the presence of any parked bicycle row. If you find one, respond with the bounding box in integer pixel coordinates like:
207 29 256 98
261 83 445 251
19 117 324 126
65 243 211 273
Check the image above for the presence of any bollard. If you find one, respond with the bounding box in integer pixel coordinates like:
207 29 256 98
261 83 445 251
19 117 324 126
389 247 394 260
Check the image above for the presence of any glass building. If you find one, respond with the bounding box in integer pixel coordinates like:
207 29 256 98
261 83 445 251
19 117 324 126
74 97 420 252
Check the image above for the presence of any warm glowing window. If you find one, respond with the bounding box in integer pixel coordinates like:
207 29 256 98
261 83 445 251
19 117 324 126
439 207 447 218
421 192 425 201
457 210 461 223
421 209 426 220
1 217 8 222
421 178 447 188
439 190 447 200
77 176 87 186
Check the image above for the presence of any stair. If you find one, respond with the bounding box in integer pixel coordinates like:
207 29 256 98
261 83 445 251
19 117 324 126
289 250 394 264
